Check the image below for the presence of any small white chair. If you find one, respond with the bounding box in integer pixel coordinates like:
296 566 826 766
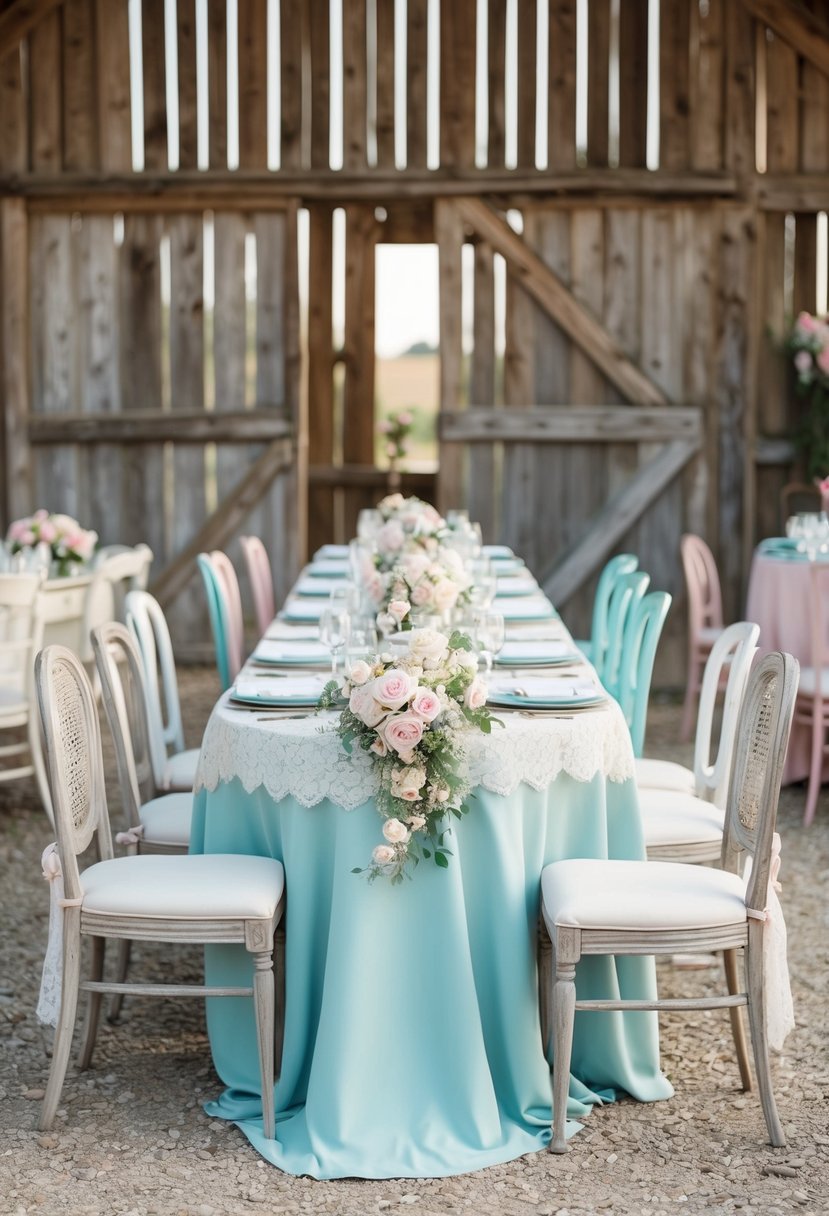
0 572 52 822
80 545 153 670
636 622 760 864
541 651 798 1152
34 643 284 1138
126 590 199 792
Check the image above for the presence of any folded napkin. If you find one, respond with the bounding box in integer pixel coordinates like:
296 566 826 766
496 640 578 664
233 675 325 702
295 577 342 597
265 622 320 641
494 576 538 596
314 544 349 559
505 622 567 641
483 545 515 559
495 597 554 619
252 639 329 664
281 600 326 621
489 675 603 702
307 559 348 577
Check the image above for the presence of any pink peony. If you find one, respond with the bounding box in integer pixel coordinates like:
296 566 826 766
384 712 425 755
38 521 57 544
373 668 416 710
411 688 441 722
797 311 819 335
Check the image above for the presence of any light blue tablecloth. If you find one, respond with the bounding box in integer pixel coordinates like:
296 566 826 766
190 771 673 1179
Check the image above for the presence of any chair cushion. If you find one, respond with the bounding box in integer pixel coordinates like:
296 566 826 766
797 667 829 698
80 853 284 920
139 792 194 847
163 748 200 791
637 788 724 847
541 859 746 932
635 757 696 795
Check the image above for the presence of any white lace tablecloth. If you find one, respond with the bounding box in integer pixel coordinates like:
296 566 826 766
194 695 635 809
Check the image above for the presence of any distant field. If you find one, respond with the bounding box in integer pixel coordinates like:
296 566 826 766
375 354 439 463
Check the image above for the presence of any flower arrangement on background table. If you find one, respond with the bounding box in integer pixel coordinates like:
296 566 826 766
6 510 98 577
320 628 499 883
376 410 414 486
786 311 829 479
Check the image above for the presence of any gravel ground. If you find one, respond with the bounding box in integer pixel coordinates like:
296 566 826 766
1 671 828 1216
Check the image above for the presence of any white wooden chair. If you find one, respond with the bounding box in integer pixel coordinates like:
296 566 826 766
80 544 153 667
637 621 760 864
0 572 52 822
793 562 829 826
34 644 284 1138
540 651 798 1152
125 590 199 792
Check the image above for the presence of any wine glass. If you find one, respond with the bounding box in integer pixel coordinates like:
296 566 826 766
475 612 505 673
357 509 381 540
469 557 497 610
446 508 469 531
319 606 350 675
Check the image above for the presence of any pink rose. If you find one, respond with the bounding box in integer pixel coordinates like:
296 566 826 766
402 553 430 582
410 582 433 607
396 411 413 427
370 735 388 757
38 521 57 543
411 688 441 722
7 520 28 542
20 529 36 546
348 659 372 685
432 579 459 613
373 668 415 709
794 350 813 374
384 713 424 756
33 509 49 522
377 419 392 434
817 346 829 376
388 599 410 624
372 844 396 866
382 817 410 843
349 684 387 727
464 676 488 710
797 311 819 335
377 522 405 553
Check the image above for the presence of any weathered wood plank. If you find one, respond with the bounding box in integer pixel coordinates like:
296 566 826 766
659 0 691 170
280 0 303 170
516 0 536 169
468 241 496 538
800 0 829 172
0 0 64 62
0 41 25 173
435 199 464 512
793 212 817 317
1 198 31 520
681 209 718 541
28 8 61 172
307 205 335 553
96 0 132 172
586 0 609 167
309 0 330 168
342 204 376 531
406 0 428 169
238 0 268 168
62 0 97 171
29 410 293 444
724 1 755 176
441 406 702 443
376 0 395 168
548 0 577 171
177 0 198 169
343 0 368 170
207 0 227 168
691 0 724 170
502 211 537 563
440 0 476 168
755 212 788 542
142 0 167 171
741 0 829 79
487 0 506 167
618 0 648 168
456 197 669 407
765 30 798 173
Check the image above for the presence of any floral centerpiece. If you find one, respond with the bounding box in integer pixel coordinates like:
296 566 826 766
320 628 499 883
6 510 98 576
377 410 415 474
373 493 447 569
786 311 829 479
371 547 472 631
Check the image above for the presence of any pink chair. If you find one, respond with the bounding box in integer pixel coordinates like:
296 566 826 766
209 550 246 682
794 562 829 826
680 534 724 742
240 535 276 638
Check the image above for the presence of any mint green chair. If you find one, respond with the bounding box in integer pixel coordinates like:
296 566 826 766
601 570 650 701
575 554 639 680
197 553 232 690
615 589 672 757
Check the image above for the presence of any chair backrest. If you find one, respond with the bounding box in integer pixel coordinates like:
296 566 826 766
209 550 245 680
589 554 639 679
126 590 184 785
81 544 153 662
681 533 723 638
721 652 798 915
693 620 760 807
616 588 672 758
602 570 650 700
91 621 158 831
0 573 45 695
35 645 113 903
240 535 276 637
197 553 233 689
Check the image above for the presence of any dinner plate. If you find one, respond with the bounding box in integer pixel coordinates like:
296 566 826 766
494 597 556 621
295 577 343 597
231 675 328 707
483 545 516 560
280 600 327 622
494 578 538 597
313 544 349 560
488 676 607 709
251 639 330 667
307 560 348 578
495 640 582 667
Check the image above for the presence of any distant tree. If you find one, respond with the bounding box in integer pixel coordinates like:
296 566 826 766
403 340 438 356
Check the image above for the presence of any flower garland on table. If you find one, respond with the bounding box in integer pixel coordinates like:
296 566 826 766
319 628 500 883
786 311 829 479
373 547 472 631
373 493 447 569
7 510 98 575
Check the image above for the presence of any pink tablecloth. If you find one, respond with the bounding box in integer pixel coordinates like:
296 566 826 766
745 551 818 784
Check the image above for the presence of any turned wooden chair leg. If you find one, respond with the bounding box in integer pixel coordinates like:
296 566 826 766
78 936 105 1071
803 710 825 827
549 927 579 1154
40 912 82 1132
538 932 553 1063
108 939 132 1023
252 951 276 1141
273 926 286 1079
723 948 752 1092
745 928 785 1148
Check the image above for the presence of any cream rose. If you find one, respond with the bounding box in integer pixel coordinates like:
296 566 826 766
432 579 459 614
369 735 388 757
373 668 416 710
407 628 449 665
388 599 410 624
380 492 405 511
408 814 426 831
402 553 431 582
384 712 425 756
411 688 441 722
348 659 372 686
464 676 488 710
349 683 387 727
372 844 397 866
409 582 433 608
382 817 411 844
377 521 405 553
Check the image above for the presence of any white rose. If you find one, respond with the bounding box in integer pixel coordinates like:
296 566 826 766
349 683 387 727
348 659 372 686
372 844 397 866
464 676 488 710
432 579 459 614
407 628 449 665
408 814 426 831
382 817 411 844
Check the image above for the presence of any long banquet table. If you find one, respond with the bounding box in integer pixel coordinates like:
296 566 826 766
190 547 672 1178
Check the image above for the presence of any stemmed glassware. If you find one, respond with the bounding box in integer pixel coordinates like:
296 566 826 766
474 612 505 673
319 603 350 675
468 556 497 611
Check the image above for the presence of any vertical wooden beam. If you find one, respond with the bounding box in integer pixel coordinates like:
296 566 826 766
178 0 199 169
724 0 755 177
376 0 395 168
1 199 31 523
440 0 476 168
548 0 577 170
618 0 648 168
307 205 335 553
342 204 376 530
406 0 428 168
238 0 268 168
690 0 724 170
765 30 798 172
29 8 62 171
755 211 788 540
343 0 368 170
586 0 609 167
436 199 464 512
516 0 536 169
62 0 98 171
142 0 167 171
502 211 537 562
469 241 496 538
309 0 330 168
659 0 691 170
800 0 829 173
487 0 506 166
793 214 817 318
96 0 132 172
207 0 228 168
280 0 303 169
0 41 26 173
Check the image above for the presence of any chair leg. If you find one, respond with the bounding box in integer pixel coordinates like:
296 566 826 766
803 710 825 827
40 912 82 1132
273 926 286 1080
723 949 752 1092
549 928 578 1154
745 926 785 1147
680 650 700 742
252 951 276 1141
538 931 553 1063
108 940 132 1023
78 936 106 1071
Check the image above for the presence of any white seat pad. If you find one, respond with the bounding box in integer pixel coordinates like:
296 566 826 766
797 667 829 698
542 859 746 931
140 792 194 847
638 788 724 847
164 748 200 791
635 757 695 795
80 853 284 919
